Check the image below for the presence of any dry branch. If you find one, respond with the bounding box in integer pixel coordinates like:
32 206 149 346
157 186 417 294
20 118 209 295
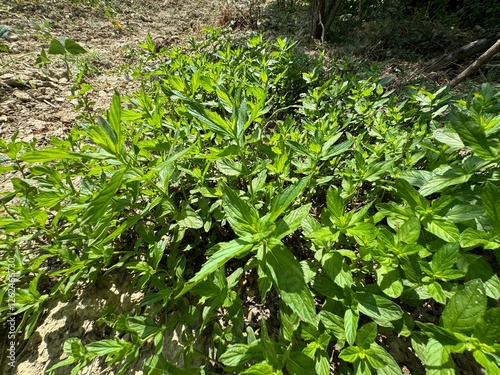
425 31 500 72
449 38 500 88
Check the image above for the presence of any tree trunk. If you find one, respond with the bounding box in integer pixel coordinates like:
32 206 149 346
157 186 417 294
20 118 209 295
311 0 343 41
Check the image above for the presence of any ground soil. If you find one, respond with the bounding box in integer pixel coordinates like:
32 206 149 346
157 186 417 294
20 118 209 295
0 1 495 374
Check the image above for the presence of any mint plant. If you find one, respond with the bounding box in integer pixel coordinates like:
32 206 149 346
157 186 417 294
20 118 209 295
1 29 499 374
36 36 87 78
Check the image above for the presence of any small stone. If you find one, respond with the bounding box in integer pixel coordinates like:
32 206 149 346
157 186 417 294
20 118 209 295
13 90 31 102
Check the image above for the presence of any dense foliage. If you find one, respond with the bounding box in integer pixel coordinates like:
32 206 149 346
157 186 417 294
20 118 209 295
1 29 500 374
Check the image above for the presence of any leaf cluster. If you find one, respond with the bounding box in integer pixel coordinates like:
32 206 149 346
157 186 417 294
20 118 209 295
1 29 500 374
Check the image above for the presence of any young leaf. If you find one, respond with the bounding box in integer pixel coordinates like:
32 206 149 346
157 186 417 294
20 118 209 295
441 279 487 334
339 345 364 363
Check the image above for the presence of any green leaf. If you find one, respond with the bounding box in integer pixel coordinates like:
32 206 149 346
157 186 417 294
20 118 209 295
431 243 459 273
356 323 377 349
356 292 404 324
426 282 447 304
87 118 119 155
124 316 160 340
268 177 310 222
460 228 499 249
217 158 244 176
273 204 311 240
396 216 420 244
424 339 456 375
20 148 79 162
474 307 500 344
327 186 344 221
445 204 483 223
177 237 254 298
318 311 346 342
143 354 192 375
48 38 66 55
222 185 260 236
285 351 315 375
368 343 403 374
376 266 403 298
441 279 487 334
419 166 472 197
241 363 277 375
399 169 432 188
219 341 264 367
450 111 495 159
433 128 465 150
483 182 500 233
184 100 233 138
108 90 123 151
315 350 330 375
264 242 316 324
346 222 378 247
86 339 130 356
344 309 359 346
339 346 364 363
473 350 500 375
64 38 87 55
81 168 126 225
395 179 429 210
424 219 460 243
322 252 353 288
176 205 204 229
